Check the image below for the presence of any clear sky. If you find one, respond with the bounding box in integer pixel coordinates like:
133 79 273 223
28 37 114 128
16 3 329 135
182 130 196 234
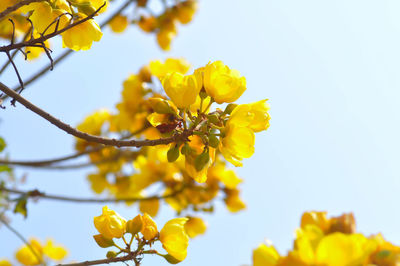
1 0 400 265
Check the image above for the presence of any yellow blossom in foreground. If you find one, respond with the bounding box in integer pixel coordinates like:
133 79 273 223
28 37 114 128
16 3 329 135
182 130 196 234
62 15 102 51
229 99 271 133
94 206 126 239
162 72 202 108
252 243 280 266
25 2 70 34
220 124 255 167
160 218 189 261
109 15 128 33
141 213 158 240
203 61 246 104
149 58 191 80
184 217 207 238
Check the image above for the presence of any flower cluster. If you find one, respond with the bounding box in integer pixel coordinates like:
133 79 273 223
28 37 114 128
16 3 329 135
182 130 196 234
0 0 198 59
137 0 198 51
3 238 68 266
93 206 194 263
76 58 269 225
252 211 400 266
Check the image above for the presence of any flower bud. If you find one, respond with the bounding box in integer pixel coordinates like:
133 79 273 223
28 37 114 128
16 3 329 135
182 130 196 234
207 114 220 124
208 135 219 148
194 151 210 172
126 215 143 235
106 251 118 259
224 103 238 115
148 98 177 115
167 145 180 162
93 206 126 239
93 234 115 248
140 213 158 241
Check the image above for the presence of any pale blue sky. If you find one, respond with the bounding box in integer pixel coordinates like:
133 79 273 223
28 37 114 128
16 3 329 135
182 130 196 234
1 0 400 265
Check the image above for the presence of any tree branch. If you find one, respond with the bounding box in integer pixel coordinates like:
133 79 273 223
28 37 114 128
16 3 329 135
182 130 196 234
56 252 142 266
1 186 185 203
0 0 134 101
0 82 194 147
0 0 44 20
0 3 106 53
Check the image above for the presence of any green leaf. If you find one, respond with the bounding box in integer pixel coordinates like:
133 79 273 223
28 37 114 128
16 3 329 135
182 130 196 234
0 165 11 172
0 137 5 153
167 145 180 162
13 196 28 218
93 234 115 248
162 254 181 264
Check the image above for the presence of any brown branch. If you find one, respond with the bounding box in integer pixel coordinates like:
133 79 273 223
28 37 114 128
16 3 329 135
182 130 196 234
1 186 185 203
0 3 105 53
0 126 148 167
0 0 134 101
0 82 194 147
0 0 45 21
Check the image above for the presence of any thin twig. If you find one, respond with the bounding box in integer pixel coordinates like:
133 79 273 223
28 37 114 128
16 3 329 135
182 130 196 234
0 4 106 53
0 0 45 21
6 51 24 106
1 0 134 101
0 217 44 265
1 186 186 203
56 252 139 266
0 126 148 167
0 82 194 147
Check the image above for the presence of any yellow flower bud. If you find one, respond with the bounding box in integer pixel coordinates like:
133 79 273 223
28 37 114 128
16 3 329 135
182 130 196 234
148 97 178 114
229 99 270 133
138 16 157 33
140 213 158 240
93 206 126 239
160 218 189 261
109 15 128 33
203 61 246 104
162 72 202 108
184 217 207 238
62 14 102 51
252 243 280 266
126 215 143 235
176 1 198 24
300 211 330 233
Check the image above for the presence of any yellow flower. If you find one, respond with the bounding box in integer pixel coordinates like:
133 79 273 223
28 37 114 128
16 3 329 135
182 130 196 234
176 0 198 24
94 206 126 239
315 233 377 266
224 189 246 212
300 211 330 233
184 136 215 183
73 0 108 14
149 58 191 80
203 61 246 104
219 124 255 167
252 243 280 266
109 15 128 33
229 99 270 133
162 72 202 108
139 199 160 217
43 239 67 261
141 213 158 240
160 218 189 261
184 217 207 238
26 2 70 34
62 14 102 51
15 239 43 266
208 163 242 189
0 259 12 266
157 29 176 51
138 16 156 33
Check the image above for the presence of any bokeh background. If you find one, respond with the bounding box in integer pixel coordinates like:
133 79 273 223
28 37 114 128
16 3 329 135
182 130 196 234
1 0 400 265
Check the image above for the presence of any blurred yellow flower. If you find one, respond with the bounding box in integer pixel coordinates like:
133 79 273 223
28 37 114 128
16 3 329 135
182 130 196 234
184 217 207 238
94 206 126 239
252 243 280 266
160 218 189 261
149 58 191 80
139 199 160 217
109 15 128 33
0 259 12 266
15 239 43 266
